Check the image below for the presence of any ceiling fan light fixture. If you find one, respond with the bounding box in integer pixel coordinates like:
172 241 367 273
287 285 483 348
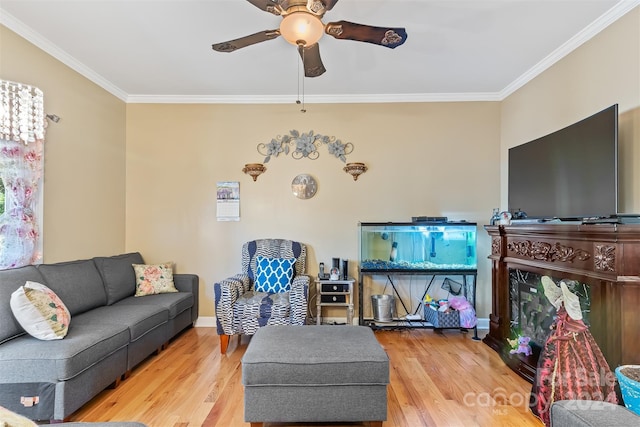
279 10 324 46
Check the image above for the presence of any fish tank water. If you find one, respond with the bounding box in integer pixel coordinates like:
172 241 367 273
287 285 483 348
359 222 477 272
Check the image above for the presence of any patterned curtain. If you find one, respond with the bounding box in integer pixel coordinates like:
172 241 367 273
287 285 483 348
0 80 45 270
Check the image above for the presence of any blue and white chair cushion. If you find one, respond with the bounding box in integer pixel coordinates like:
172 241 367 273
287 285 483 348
254 256 295 293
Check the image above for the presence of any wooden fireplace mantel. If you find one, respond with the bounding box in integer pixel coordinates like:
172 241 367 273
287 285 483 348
484 223 640 383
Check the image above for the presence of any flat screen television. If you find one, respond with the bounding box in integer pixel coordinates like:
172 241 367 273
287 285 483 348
508 104 618 220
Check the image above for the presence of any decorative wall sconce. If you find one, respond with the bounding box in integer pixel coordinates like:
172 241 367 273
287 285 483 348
344 162 367 181
242 163 266 181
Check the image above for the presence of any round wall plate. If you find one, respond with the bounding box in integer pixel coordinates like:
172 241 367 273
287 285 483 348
291 174 317 199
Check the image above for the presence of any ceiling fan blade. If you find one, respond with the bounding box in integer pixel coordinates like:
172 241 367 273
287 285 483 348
298 43 326 77
212 30 280 53
322 0 339 10
325 21 407 48
246 0 284 15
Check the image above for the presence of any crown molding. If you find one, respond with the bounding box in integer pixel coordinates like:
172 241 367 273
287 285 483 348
499 0 640 99
126 92 503 104
3 1 637 105
0 9 129 102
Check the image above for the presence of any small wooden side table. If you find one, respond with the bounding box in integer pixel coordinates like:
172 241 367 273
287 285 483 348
315 277 355 325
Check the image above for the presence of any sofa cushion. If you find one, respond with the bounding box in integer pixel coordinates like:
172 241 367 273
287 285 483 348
10 281 71 340
0 322 129 383
551 400 640 426
114 293 193 320
254 256 295 293
132 263 178 296
77 305 168 342
234 291 291 321
37 260 107 316
0 265 46 344
0 406 150 427
93 252 144 305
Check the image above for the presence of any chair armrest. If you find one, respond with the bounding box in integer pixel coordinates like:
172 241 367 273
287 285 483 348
289 275 310 325
214 274 250 335
174 274 199 323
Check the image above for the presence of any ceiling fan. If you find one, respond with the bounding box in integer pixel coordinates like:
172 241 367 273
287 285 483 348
212 0 408 77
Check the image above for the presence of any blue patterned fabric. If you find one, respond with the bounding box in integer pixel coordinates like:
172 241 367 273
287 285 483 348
254 256 295 293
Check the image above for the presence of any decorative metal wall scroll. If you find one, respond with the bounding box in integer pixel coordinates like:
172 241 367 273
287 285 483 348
257 130 354 163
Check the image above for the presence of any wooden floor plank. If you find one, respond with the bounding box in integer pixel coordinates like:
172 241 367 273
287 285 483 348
69 327 543 427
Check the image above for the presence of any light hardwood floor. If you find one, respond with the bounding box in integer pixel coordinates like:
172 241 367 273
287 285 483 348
69 327 543 427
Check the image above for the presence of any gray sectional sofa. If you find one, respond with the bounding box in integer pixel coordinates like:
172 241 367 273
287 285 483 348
0 252 199 422
550 400 640 426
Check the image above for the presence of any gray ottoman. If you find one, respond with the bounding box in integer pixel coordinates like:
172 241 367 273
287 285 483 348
242 325 389 427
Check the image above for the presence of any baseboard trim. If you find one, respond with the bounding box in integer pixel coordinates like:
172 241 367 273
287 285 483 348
194 316 216 327
195 316 490 329
477 317 489 330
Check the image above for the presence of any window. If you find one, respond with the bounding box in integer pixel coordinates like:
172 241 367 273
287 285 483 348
0 80 45 269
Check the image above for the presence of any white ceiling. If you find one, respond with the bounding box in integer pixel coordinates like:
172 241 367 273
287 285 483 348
1 0 637 103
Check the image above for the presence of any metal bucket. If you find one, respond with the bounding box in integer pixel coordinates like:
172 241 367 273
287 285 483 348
371 294 395 322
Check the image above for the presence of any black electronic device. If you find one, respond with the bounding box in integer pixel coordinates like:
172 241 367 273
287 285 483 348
612 214 640 224
318 262 329 280
508 104 618 220
582 216 619 224
582 214 640 224
412 216 448 223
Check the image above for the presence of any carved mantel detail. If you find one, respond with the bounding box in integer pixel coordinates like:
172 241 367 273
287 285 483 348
506 240 591 263
491 237 501 255
594 244 616 272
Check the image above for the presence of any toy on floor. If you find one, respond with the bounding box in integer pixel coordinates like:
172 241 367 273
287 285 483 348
509 335 532 356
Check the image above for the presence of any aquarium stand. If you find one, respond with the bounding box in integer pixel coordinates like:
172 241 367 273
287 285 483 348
358 270 478 336
383 274 412 317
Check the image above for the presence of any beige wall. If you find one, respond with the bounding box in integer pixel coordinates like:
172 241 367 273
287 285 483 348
125 103 500 318
3 5 639 321
0 25 127 262
501 7 640 213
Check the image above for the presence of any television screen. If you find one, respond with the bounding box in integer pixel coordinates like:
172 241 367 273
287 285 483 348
508 104 618 220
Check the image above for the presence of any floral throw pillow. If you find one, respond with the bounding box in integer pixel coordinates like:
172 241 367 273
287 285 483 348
132 263 178 296
0 405 38 427
10 281 71 340
254 256 296 293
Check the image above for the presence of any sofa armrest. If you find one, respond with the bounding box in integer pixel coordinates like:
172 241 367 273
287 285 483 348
214 274 250 335
289 274 310 325
174 273 199 323
550 400 639 427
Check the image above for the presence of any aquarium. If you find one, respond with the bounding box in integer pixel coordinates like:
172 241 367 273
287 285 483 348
359 222 477 272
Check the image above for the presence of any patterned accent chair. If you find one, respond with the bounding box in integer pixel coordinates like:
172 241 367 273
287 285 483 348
214 239 309 353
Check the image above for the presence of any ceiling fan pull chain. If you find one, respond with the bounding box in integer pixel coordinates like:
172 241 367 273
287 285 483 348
296 44 306 113
301 55 306 113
